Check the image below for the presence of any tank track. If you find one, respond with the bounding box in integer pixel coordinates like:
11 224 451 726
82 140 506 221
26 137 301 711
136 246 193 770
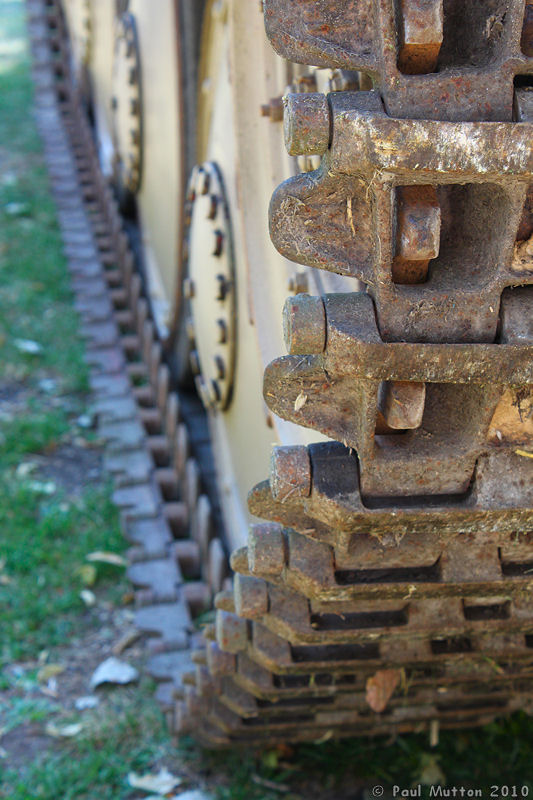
30 0 533 747
27 0 231 729
178 0 533 746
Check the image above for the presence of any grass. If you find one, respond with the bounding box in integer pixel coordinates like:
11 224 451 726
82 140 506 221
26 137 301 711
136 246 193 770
0 0 121 667
1 683 173 800
0 483 125 663
1 1 533 798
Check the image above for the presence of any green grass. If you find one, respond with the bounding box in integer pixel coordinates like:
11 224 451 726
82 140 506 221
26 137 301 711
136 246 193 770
0 483 125 664
0 0 120 667
0 682 173 800
0 15 87 393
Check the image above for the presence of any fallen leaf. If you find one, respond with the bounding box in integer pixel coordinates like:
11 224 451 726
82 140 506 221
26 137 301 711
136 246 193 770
252 775 290 793
294 392 308 412
86 551 127 567
27 480 56 495
80 589 96 607
15 461 37 478
75 695 99 710
37 664 64 683
40 678 58 698
515 448 533 459
45 722 83 738
112 629 140 655
416 753 446 786
365 669 401 713
4 201 30 216
261 750 279 770
38 378 57 393
90 657 139 688
127 767 182 794
14 338 42 354
75 564 97 586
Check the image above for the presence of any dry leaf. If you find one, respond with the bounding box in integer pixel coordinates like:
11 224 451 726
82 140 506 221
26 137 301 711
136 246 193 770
27 480 56 495
294 392 308 412
90 657 139 688
515 448 533 459
75 695 99 710
15 461 37 478
14 338 42 354
37 664 64 683
45 722 83 738
80 589 96 607
127 767 182 794
365 669 401 713
76 563 97 586
40 679 59 698
416 753 446 786
86 551 127 567
112 629 140 656
5 202 30 216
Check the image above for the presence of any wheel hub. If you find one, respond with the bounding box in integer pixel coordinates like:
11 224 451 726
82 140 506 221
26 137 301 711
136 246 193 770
185 162 236 412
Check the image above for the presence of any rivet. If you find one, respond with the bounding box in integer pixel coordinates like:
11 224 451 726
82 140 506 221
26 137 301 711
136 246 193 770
270 445 312 501
283 294 326 354
214 355 226 380
215 274 228 301
213 230 224 257
183 277 195 300
283 92 331 157
216 319 227 344
207 194 218 220
189 349 201 376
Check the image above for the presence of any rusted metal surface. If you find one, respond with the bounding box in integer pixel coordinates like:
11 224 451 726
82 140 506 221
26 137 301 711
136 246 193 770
270 92 532 343
265 291 532 495
397 0 443 75
264 0 532 122
393 185 441 284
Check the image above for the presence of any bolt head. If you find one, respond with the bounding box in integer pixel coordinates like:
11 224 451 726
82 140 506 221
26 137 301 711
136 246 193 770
213 230 224 257
283 294 326 354
216 319 227 344
215 610 248 653
248 523 286 576
234 574 268 619
183 276 195 300
270 445 312 501
207 194 218 220
189 349 201 376
283 92 331 157
198 169 210 195
213 355 226 380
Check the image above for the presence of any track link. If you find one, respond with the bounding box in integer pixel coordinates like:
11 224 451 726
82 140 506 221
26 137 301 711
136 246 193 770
30 0 533 747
